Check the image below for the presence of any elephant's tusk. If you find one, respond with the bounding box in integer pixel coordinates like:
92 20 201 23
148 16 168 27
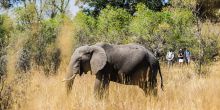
62 74 77 82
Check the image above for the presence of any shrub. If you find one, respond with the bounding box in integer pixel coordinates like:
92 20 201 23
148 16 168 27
16 47 31 73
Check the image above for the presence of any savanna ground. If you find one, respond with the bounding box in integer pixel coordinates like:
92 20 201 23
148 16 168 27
5 60 220 110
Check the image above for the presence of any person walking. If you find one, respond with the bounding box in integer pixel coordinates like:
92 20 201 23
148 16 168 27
166 49 174 68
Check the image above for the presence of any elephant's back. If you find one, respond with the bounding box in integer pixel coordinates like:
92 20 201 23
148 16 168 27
108 45 148 73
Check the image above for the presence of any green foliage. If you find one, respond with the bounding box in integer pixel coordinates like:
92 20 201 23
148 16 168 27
201 35 219 62
73 11 97 45
12 16 63 74
73 6 133 44
166 8 196 49
129 4 161 39
41 18 60 44
15 3 37 30
0 15 13 38
30 17 61 74
72 3 217 64
0 14 13 55
128 3 199 57
97 6 131 43
75 0 165 16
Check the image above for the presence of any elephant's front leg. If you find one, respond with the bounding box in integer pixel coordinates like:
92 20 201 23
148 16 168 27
94 73 109 100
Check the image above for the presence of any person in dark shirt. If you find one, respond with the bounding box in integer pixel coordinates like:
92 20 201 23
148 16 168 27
178 48 184 66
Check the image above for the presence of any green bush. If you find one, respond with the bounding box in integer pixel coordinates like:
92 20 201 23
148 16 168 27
73 11 97 45
97 5 131 43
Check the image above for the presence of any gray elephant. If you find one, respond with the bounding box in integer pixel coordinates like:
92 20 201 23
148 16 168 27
63 43 163 99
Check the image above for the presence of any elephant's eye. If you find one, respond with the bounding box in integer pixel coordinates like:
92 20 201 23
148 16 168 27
76 58 81 61
84 52 90 55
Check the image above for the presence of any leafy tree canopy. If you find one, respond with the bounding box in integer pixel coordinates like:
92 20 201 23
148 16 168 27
75 0 169 16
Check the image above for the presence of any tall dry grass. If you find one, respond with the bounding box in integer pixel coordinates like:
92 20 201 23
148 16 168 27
5 61 219 110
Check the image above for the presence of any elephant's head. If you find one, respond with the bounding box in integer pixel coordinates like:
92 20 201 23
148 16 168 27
63 45 107 94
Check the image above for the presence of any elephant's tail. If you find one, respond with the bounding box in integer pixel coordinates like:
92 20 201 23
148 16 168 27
158 62 164 91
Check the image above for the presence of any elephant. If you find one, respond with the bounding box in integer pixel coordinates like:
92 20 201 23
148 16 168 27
63 43 163 99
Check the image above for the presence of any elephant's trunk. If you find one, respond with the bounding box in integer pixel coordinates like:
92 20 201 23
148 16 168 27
63 52 81 94
64 73 77 95
64 61 80 95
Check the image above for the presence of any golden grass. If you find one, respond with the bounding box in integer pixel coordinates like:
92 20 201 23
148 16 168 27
7 61 220 110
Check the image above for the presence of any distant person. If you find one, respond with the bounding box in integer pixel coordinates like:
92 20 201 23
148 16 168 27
178 48 184 66
184 48 191 65
166 49 174 68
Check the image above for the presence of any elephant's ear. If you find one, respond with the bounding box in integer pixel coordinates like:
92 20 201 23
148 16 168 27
90 46 107 74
